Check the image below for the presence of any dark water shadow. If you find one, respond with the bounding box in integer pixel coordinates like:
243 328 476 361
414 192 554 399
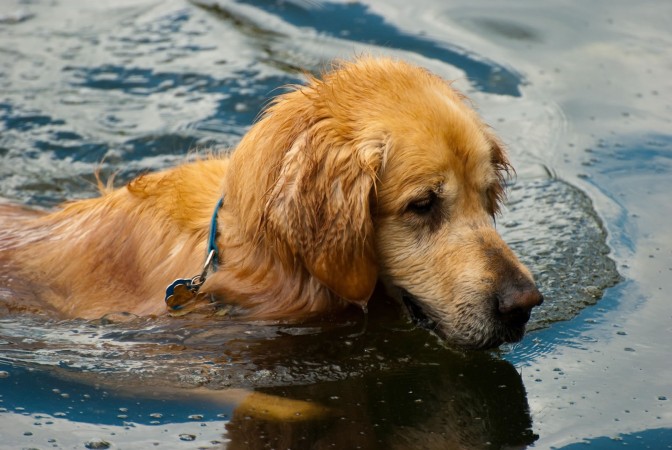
225 351 536 449
195 0 523 96
555 428 672 450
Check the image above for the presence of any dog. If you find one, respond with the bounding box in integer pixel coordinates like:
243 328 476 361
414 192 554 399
0 57 542 349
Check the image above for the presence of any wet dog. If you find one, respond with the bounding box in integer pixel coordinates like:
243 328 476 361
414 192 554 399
0 57 542 349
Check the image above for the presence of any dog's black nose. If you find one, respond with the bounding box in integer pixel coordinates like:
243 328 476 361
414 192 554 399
497 284 543 327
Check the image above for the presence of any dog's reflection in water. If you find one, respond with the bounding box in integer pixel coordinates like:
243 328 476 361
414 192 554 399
225 352 535 450
209 292 535 450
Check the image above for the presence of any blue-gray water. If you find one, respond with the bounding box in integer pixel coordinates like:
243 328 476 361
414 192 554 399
0 0 670 448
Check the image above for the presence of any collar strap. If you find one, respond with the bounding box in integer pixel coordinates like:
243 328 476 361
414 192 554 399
164 196 224 310
207 196 224 270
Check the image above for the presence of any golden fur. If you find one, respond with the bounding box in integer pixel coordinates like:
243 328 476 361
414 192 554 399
0 57 541 348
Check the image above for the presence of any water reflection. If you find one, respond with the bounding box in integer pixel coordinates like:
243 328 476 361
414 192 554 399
1 291 536 449
226 352 536 449
0 353 535 449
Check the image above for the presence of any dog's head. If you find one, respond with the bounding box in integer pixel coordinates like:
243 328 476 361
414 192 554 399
237 57 542 349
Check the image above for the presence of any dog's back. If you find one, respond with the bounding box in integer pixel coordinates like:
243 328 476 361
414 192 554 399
0 158 230 318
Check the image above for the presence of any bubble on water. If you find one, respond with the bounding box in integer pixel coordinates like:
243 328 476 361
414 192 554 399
0 371 9 378
0 10 34 25
84 439 111 449
188 414 204 420
502 220 520 228
179 433 196 441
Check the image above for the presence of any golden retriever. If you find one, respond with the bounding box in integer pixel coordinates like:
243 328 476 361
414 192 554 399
0 57 542 349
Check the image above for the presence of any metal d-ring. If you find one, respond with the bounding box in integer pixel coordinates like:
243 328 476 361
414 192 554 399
197 249 216 284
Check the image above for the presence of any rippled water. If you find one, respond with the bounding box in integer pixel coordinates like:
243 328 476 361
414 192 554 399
1 0 670 449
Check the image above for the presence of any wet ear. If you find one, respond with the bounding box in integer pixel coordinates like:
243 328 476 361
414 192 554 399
263 130 385 306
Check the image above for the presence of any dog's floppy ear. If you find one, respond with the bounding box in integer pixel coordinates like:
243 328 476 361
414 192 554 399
262 126 385 307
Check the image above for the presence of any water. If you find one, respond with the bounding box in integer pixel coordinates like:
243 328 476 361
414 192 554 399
1 0 670 448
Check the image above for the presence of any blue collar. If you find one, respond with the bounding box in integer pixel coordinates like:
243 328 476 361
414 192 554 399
164 196 224 310
206 196 224 271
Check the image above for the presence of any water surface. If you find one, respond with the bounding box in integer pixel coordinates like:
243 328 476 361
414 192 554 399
1 0 670 448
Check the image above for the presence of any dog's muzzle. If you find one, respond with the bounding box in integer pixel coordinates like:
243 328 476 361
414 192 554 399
400 284 543 349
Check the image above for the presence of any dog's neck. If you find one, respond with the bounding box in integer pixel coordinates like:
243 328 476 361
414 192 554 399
164 196 224 312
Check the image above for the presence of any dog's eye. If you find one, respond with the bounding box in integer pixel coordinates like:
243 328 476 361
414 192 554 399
407 192 437 215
